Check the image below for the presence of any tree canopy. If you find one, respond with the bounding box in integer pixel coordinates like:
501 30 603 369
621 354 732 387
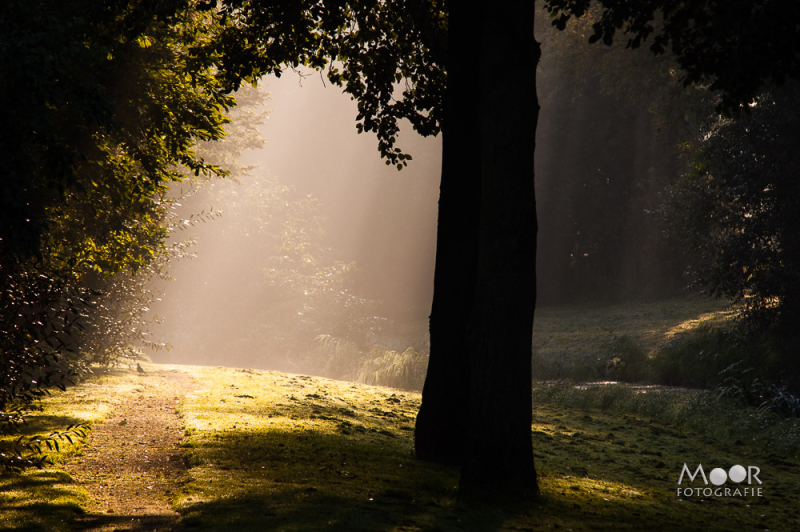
1 0 231 262
201 0 446 168
667 84 800 345
545 0 800 113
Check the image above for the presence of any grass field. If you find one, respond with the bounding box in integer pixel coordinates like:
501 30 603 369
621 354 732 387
172 365 800 532
3 296 799 531
532 295 735 357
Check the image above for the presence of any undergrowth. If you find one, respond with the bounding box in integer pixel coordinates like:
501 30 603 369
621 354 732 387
0 364 158 530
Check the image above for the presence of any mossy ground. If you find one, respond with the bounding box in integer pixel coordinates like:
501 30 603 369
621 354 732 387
4 364 800 531
2 298 798 531
172 366 800 532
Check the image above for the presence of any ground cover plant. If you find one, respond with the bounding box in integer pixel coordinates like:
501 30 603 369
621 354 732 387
3 296 799 531
171 365 800 531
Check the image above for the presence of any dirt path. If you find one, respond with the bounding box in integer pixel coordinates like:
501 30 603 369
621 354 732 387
63 368 196 532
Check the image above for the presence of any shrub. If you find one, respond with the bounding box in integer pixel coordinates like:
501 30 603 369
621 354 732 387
532 349 605 382
312 335 428 391
601 336 652 383
313 334 364 381
652 326 741 388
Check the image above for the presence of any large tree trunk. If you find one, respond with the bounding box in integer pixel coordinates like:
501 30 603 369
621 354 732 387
458 1 540 501
416 1 541 501
414 0 480 464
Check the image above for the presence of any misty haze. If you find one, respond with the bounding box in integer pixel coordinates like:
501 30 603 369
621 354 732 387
149 71 441 378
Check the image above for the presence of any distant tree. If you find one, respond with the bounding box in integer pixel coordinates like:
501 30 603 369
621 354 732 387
535 8 700 304
544 0 800 363
523 1 800 428
1 0 231 261
666 84 800 375
421 0 800 500
190 0 800 503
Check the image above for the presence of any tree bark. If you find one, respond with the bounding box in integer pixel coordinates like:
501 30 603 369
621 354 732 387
415 0 480 464
458 1 540 502
416 0 541 501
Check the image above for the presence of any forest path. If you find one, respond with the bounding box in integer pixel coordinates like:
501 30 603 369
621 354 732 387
62 367 196 532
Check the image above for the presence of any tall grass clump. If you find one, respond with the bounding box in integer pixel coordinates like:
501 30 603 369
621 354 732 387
313 335 428 391
652 325 742 388
531 350 605 382
653 324 800 412
312 334 364 381
358 346 428 391
532 335 653 384
601 336 652 383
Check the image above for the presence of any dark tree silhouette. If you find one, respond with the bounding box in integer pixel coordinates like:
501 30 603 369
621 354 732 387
416 1 541 501
545 0 800 114
208 0 541 500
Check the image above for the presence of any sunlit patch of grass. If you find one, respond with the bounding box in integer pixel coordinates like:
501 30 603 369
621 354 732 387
5 358 800 531
662 308 738 343
521 403 800 531
1 366 151 465
0 363 173 530
174 366 461 531
543 475 646 502
533 296 734 357
533 380 800 459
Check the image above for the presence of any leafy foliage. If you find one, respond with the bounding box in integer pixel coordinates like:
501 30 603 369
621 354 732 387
218 174 377 363
358 346 429 391
663 84 800 386
534 6 705 303
717 371 800 419
1 0 231 259
669 86 800 323
204 0 446 167
0 0 237 468
544 0 800 113
0 423 91 472
0 266 87 432
313 335 428 390
602 336 651 383
651 326 741 389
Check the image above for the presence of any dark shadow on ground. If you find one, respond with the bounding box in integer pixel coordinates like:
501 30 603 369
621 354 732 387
175 427 515 532
0 470 86 532
173 402 800 532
